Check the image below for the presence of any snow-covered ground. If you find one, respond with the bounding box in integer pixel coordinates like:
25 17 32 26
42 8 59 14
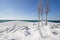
0 21 60 40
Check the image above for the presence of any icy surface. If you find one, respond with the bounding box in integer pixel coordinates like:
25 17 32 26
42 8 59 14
0 21 60 40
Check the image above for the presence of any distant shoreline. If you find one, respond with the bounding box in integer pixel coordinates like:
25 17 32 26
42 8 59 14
20 20 60 23
0 20 60 23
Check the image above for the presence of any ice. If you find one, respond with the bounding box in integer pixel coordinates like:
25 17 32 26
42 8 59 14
0 21 60 40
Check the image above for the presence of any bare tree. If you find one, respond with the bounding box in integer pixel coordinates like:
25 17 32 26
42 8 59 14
38 0 43 27
45 0 49 25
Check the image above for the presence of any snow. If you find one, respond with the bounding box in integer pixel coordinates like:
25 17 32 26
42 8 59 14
0 21 60 40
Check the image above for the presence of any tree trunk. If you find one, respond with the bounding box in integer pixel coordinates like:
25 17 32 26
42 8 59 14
38 12 40 27
46 14 47 25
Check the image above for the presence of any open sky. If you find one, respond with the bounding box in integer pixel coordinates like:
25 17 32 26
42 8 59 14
0 0 60 20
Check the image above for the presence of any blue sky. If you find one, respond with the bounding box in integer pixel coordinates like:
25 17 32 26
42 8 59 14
0 0 60 20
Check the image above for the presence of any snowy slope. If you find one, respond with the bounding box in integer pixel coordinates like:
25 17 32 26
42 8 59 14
0 21 60 40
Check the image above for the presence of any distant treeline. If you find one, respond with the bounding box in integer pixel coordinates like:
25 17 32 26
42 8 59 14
20 20 60 23
0 20 60 23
